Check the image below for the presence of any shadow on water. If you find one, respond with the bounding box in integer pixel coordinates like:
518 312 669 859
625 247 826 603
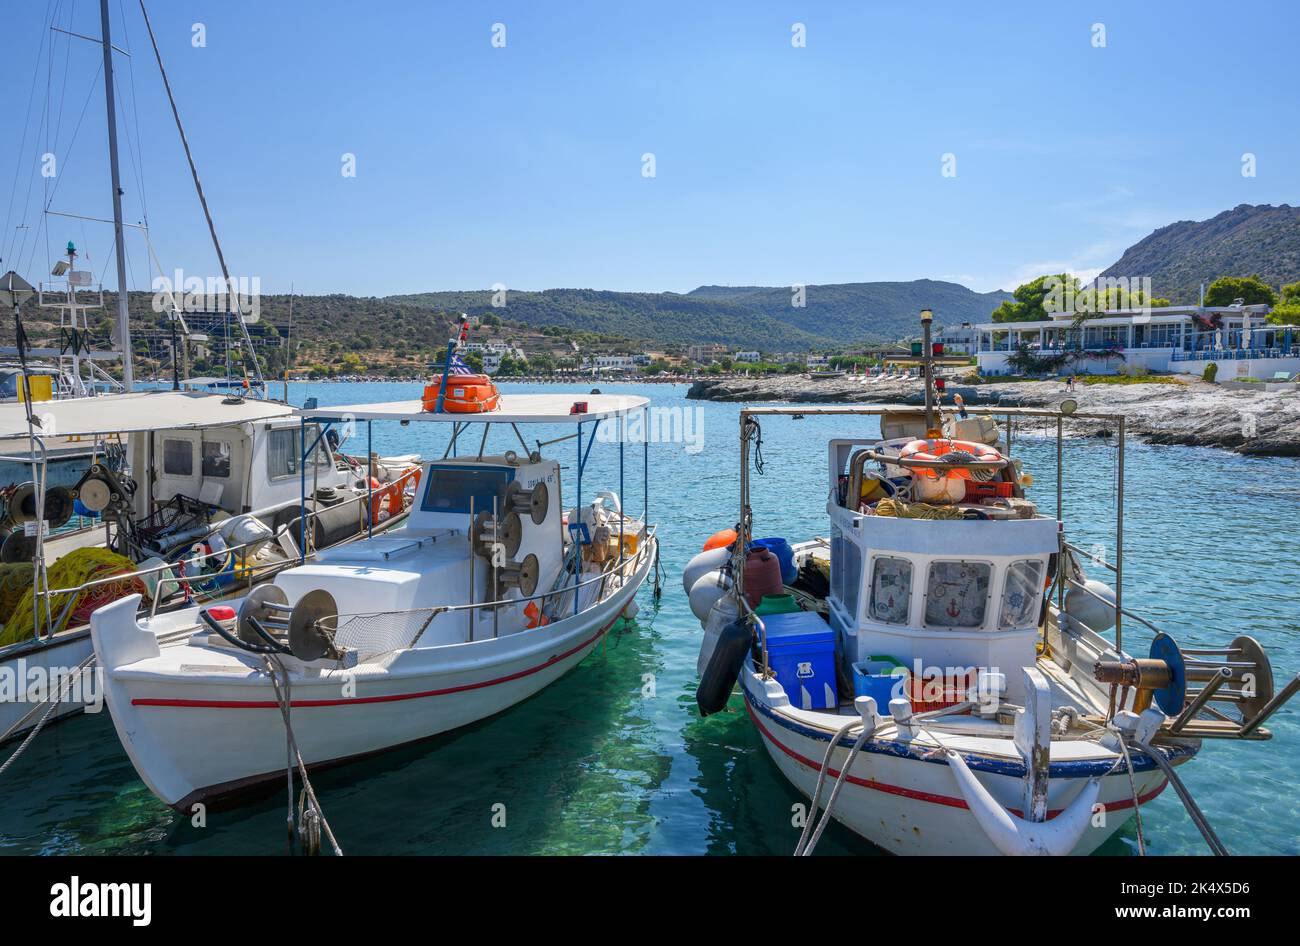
679 689 881 857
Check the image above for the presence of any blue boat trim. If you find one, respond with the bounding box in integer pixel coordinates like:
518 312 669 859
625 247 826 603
744 681 1198 780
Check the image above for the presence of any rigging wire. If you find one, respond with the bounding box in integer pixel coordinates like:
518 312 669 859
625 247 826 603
1 0 54 266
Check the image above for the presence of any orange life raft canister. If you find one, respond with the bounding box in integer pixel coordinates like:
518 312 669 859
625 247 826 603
421 374 500 414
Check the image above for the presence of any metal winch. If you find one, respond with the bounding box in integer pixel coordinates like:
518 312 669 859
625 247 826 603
1094 632 1300 740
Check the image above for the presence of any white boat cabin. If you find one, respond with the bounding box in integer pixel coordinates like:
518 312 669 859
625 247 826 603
822 430 1058 705
131 416 353 524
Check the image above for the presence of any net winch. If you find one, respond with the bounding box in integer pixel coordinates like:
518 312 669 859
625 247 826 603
1093 632 1300 740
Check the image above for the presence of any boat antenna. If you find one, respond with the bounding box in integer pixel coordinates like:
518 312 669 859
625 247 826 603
100 0 135 392
136 0 265 392
920 308 940 437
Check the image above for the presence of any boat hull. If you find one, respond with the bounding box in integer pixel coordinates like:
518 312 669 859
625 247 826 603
93 540 654 810
742 671 1193 856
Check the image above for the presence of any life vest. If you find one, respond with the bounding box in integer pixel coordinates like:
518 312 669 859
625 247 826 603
421 374 500 414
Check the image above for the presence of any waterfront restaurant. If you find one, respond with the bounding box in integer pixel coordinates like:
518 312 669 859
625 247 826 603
974 304 1300 379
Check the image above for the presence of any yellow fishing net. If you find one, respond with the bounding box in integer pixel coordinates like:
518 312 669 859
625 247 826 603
0 548 146 647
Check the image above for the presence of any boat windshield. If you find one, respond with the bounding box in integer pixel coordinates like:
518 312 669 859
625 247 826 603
419 464 514 515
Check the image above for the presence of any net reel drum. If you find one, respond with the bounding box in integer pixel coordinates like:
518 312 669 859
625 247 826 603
1093 632 1299 740
236 585 345 662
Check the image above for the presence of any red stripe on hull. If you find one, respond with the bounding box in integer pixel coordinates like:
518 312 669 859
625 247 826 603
132 616 619 710
745 700 1167 817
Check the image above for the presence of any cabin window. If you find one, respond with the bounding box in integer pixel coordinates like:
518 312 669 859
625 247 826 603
924 560 991 629
267 428 299 478
162 438 193 477
202 441 232 479
267 426 328 479
840 539 863 618
869 556 912 625
1000 559 1044 628
420 465 513 515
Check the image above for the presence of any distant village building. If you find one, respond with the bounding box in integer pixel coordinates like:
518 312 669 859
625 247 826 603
686 343 728 363
974 304 1300 379
583 354 636 372
806 354 831 370
733 350 761 363
935 322 978 355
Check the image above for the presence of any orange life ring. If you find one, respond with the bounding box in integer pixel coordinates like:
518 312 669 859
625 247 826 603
898 439 1001 479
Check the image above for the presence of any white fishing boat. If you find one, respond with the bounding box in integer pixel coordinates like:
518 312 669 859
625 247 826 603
91 392 658 811
688 309 1297 856
0 391 420 742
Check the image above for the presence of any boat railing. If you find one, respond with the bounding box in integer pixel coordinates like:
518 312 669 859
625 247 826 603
325 527 659 656
21 500 372 639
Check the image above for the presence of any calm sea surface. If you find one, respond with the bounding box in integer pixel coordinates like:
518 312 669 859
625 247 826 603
2 381 1297 856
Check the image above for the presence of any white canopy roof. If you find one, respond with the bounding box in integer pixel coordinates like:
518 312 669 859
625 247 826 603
0 391 294 441
303 392 649 425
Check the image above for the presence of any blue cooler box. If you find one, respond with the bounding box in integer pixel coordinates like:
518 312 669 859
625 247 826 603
763 611 838 710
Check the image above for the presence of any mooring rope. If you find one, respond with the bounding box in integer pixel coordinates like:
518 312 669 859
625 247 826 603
0 653 96 777
262 655 343 856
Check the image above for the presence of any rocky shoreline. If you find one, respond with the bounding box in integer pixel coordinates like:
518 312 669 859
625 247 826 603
686 376 1300 457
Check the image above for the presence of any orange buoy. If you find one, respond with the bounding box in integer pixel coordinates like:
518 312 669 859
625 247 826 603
702 528 737 552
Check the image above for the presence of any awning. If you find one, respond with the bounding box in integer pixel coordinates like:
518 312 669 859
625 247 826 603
0 391 295 441
303 393 649 425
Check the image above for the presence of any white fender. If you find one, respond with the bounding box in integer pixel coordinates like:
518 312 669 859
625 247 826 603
681 546 731 595
688 568 733 622
945 749 1101 856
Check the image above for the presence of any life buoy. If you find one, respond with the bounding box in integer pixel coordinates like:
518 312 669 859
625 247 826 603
898 439 1002 480
370 466 420 523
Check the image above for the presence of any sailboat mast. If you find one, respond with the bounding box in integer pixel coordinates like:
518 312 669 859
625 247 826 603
100 0 134 392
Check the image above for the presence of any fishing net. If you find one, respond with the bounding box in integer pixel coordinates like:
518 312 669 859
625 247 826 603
0 548 146 646
331 609 437 661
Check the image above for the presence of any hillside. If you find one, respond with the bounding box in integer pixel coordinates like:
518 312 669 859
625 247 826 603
387 288 828 349
391 279 1010 348
684 280 1011 342
1100 204 1300 303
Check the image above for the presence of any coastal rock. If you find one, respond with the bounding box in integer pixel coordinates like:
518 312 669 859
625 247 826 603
685 376 1300 458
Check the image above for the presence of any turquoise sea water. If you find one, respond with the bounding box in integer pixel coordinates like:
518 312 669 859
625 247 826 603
1 381 1297 856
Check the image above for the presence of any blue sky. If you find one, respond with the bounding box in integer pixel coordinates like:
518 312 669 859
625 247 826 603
2 1 1296 297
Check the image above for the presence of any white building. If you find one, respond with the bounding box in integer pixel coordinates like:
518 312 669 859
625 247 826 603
583 355 636 372
733 350 761 363
974 304 1300 379
935 323 978 355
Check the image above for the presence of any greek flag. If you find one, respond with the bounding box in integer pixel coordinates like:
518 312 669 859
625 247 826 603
449 351 474 375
